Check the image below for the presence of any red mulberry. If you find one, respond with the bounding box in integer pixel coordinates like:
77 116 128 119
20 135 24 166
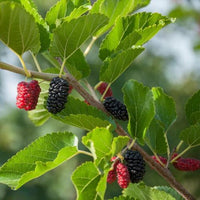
116 162 130 188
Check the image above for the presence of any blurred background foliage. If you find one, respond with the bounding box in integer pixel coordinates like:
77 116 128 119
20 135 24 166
0 0 200 199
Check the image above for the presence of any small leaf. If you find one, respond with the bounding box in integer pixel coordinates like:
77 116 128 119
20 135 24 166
155 186 184 200
0 2 40 55
28 81 50 126
0 132 78 189
185 90 200 124
179 124 200 147
123 183 175 200
52 96 113 130
82 128 113 165
72 162 101 200
123 80 155 142
111 136 130 156
66 48 90 80
99 12 174 60
152 87 176 131
50 14 108 59
100 47 144 84
145 118 168 154
91 0 151 36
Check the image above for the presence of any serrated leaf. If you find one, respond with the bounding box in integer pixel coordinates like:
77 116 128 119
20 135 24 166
28 81 50 126
123 80 155 142
179 124 200 147
0 2 40 55
0 132 78 189
152 87 176 131
185 90 200 125
82 128 113 165
100 47 144 83
66 48 90 80
72 162 101 200
90 0 150 36
145 118 168 154
154 186 184 200
50 14 108 60
111 136 130 156
123 183 175 200
52 96 113 130
99 12 174 60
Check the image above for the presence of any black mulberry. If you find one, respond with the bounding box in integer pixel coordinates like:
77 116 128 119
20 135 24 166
103 97 128 121
124 150 145 183
46 77 69 114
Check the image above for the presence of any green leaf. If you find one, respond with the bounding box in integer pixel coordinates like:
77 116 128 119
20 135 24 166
152 87 176 131
0 2 40 55
100 47 144 84
52 96 113 130
179 124 200 147
145 118 168 154
123 183 175 200
109 196 134 200
72 162 101 200
90 0 151 36
66 48 90 80
155 186 184 200
99 12 174 60
82 128 113 165
123 80 155 142
111 136 130 157
28 81 51 126
185 90 200 124
50 14 108 60
0 132 78 190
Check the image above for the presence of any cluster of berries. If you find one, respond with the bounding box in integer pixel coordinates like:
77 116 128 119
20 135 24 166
151 153 200 171
107 149 145 189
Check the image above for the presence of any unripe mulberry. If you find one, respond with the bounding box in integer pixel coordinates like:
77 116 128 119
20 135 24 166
103 97 128 121
173 158 200 171
16 80 41 111
124 150 145 183
116 163 130 188
107 157 120 184
151 156 167 166
96 82 112 98
46 77 69 114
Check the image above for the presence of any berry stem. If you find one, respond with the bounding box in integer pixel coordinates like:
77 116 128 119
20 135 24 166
59 58 67 78
30 51 42 72
176 140 184 152
100 82 111 101
17 55 31 77
84 36 97 56
164 133 171 161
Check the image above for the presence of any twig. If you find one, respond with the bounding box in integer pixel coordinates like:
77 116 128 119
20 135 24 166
0 61 195 200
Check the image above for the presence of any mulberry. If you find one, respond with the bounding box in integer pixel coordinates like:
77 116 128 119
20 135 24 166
46 77 69 114
116 163 130 188
124 150 145 183
103 97 128 121
16 80 41 111
107 157 120 184
96 82 112 98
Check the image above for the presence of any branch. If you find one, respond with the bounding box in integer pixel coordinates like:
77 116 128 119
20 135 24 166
0 61 195 200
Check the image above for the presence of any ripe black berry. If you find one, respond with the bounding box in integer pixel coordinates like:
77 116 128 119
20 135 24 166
103 97 128 121
124 150 145 183
46 77 69 114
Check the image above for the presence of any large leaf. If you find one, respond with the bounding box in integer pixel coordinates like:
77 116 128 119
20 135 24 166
123 183 175 200
145 118 168 154
100 47 144 84
28 81 51 126
82 128 113 166
179 124 200 147
123 80 155 142
0 2 40 55
66 48 90 80
0 132 78 190
52 96 113 131
99 12 174 60
90 0 150 36
50 13 108 60
72 162 101 200
185 90 200 125
152 87 176 131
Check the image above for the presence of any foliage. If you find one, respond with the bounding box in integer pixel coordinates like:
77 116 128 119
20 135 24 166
0 0 199 199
